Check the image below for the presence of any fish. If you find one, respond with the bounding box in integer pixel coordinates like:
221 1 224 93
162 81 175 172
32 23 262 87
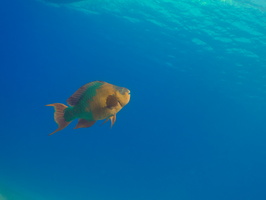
46 81 130 135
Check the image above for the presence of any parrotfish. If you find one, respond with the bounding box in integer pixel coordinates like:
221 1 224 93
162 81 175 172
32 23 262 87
46 81 130 135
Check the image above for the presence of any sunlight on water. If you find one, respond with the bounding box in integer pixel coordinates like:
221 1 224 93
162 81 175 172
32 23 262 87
41 0 266 10
38 0 266 110
40 0 265 64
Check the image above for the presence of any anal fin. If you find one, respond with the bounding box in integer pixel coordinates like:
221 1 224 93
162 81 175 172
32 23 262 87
74 119 96 129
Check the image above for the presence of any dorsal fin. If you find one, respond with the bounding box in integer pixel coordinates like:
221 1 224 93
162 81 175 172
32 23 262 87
67 81 104 106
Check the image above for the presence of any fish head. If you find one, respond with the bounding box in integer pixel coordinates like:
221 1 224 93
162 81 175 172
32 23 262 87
114 86 130 107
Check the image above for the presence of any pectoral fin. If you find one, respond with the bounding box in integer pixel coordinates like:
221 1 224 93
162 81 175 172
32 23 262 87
110 115 116 127
74 119 96 129
101 114 116 128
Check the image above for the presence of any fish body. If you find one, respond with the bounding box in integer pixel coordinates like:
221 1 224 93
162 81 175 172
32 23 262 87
46 81 130 135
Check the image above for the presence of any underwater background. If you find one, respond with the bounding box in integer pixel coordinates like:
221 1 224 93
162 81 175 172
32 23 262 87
1 0 266 199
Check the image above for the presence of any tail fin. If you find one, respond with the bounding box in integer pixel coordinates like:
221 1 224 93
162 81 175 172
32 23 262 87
46 103 71 135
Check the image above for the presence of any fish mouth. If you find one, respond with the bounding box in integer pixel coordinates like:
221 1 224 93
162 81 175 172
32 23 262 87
118 100 123 107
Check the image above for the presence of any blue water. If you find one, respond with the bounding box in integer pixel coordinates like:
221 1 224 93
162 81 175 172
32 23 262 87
1 0 266 199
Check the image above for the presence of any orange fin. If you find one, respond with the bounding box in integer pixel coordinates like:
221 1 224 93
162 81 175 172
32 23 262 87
46 103 71 135
74 119 96 129
101 114 116 128
110 114 116 127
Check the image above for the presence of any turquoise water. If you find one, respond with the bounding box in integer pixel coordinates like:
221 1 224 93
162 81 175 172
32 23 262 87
0 0 265 199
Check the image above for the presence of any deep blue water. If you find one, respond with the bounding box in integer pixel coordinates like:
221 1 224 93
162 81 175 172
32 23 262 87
1 0 266 199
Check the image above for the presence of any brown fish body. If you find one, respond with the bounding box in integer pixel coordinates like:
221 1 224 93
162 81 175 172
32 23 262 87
86 82 129 120
46 81 130 135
